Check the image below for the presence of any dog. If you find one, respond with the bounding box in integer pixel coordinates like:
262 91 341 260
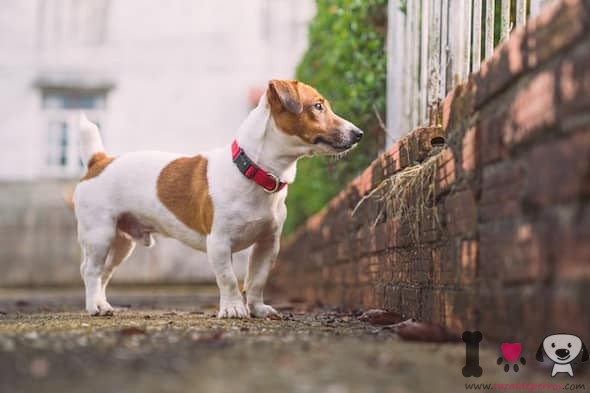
73 79 362 318
536 334 588 376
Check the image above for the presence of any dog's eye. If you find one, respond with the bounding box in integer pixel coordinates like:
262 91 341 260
313 103 324 111
568 343 572 348
552 343 556 348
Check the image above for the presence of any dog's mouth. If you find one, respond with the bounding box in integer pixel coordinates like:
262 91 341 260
557 354 571 361
312 136 355 152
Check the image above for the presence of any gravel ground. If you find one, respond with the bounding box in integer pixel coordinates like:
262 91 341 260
0 286 584 393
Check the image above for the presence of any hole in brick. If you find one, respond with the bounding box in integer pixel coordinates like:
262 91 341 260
431 136 446 146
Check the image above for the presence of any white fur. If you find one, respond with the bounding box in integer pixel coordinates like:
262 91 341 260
74 90 359 318
78 113 105 166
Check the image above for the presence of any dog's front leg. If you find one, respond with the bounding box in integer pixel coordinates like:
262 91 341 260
206 235 249 318
244 234 280 318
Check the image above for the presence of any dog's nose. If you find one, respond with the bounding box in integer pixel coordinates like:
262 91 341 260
556 348 570 358
351 128 363 143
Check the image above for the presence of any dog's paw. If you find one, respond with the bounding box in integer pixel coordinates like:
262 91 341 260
249 303 280 318
87 300 114 317
217 299 249 319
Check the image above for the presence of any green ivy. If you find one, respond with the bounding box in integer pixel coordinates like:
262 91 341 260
284 0 388 234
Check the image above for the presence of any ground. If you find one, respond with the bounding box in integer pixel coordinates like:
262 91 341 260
0 286 584 393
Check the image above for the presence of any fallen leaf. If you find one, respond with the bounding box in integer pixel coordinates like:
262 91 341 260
358 309 404 325
387 319 460 342
119 327 146 336
267 313 283 320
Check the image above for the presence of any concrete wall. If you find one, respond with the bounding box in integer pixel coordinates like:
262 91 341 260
272 0 590 349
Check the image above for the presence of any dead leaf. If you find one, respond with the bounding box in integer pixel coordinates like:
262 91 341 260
387 319 460 342
119 327 146 336
267 313 283 320
359 309 404 325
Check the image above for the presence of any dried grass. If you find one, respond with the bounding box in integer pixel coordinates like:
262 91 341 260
352 147 443 242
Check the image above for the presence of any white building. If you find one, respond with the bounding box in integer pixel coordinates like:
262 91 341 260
0 0 315 284
0 0 315 179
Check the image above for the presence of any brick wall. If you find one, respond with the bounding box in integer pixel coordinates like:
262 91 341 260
272 0 590 347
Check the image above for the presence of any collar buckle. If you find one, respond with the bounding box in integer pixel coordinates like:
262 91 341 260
264 173 281 193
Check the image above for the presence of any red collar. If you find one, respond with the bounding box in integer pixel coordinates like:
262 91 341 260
231 140 288 193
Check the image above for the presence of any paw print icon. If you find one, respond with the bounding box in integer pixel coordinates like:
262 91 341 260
497 343 526 372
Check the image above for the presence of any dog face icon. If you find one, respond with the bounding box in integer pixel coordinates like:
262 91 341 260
536 334 589 377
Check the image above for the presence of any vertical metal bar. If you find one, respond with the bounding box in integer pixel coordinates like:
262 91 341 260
516 0 527 27
447 0 465 88
472 0 482 72
420 0 430 124
501 0 511 41
440 0 449 95
401 0 412 132
386 0 407 143
484 0 495 58
463 0 473 77
428 0 441 106
410 0 421 128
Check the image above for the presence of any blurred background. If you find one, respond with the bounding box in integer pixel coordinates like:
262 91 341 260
0 0 391 287
0 0 317 285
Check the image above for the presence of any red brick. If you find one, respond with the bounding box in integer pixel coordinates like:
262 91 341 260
436 148 456 192
559 41 590 129
444 189 477 235
479 220 550 284
553 205 590 280
462 127 479 173
459 240 478 285
503 70 557 147
525 0 590 69
480 161 525 222
474 27 526 108
524 129 590 207
478 105 509 165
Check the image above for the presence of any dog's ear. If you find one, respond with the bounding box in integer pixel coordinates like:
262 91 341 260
536 343 545 362
267 80 303 114
581 341 589 362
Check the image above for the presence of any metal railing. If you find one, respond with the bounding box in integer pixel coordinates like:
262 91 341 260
386 0 556 142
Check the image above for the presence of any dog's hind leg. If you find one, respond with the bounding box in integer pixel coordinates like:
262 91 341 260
101 232 136 308
79 223 116 316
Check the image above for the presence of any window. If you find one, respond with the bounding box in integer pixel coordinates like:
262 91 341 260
41 89 107 178
47 121 68 168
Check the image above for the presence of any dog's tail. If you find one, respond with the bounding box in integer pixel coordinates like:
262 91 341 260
78 113 105 166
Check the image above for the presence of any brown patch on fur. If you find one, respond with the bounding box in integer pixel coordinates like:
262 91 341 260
156 155 213 235
267 80 346 146
81 152 115 181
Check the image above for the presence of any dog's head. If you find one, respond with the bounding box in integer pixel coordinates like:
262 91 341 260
266 79 363 155
536 334 588 364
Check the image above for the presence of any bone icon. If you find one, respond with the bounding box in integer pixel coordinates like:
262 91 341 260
462 331 484 377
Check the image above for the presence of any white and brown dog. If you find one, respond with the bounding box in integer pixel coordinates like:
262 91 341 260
73 80 362 318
